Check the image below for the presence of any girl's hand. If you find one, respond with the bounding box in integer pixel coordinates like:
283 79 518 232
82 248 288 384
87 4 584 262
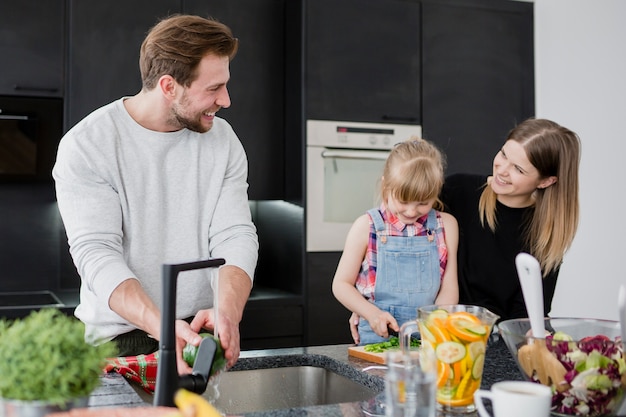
349 312 360 344
368 311 399 338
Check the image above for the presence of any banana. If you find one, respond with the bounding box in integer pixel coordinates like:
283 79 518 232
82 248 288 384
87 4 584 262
174 388 224 417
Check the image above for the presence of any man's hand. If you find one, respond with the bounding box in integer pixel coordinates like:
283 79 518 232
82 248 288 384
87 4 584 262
174 319 203 375
189 308 240 369
187 265 251 370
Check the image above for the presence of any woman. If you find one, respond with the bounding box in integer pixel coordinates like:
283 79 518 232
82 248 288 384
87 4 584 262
348 118 581 343
441 118 580 321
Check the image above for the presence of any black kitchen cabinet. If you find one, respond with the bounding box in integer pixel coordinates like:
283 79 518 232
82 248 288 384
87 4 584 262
66 0 288 200
305 0 421 124
0 184 64 292
0 0 65 98
240 296 304 350
66 0 179 130
421 0 535 175
183 0 287 200
305 252 353 346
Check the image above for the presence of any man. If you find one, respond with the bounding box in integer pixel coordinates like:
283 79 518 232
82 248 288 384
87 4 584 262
53 15 258 374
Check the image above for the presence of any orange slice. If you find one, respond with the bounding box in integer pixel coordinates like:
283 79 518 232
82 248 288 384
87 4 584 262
448 311 481 323
454 367 474 400
436 360 451 388
445 317 487 342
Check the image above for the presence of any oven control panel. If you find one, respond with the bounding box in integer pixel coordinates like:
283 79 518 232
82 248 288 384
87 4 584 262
306 119 422 150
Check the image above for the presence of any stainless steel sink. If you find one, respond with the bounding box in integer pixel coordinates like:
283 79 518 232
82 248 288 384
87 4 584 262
207 364 378 414
129 354 382 414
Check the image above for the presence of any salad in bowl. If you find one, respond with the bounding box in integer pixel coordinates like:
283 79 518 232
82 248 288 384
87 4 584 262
498 317 625 416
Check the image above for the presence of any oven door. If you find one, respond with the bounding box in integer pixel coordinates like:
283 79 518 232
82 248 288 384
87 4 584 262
306 146 389 252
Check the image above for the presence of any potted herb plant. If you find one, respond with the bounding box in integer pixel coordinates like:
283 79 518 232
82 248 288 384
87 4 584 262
0 308 116 417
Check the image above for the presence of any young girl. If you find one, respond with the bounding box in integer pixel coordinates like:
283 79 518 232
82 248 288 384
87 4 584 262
332 137 459 345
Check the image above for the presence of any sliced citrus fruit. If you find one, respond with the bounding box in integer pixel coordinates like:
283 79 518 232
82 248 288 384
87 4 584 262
430 322 451 343
452 360 463 386
445 317 487 342
437 394 475 407
436 360 450 388
419 322 437 344
398 380 406 403
454 366 474 400
428 309 449 322
448 311 481 323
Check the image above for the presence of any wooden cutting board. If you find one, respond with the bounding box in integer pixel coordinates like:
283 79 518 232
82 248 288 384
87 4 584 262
347 346 391 364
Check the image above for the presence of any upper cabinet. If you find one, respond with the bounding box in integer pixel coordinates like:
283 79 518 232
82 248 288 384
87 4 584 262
184 0 287 200
2 0 533 199
305 0 421 124
0 0 65 98
421 0 534 175
66 0 179 130
302 0 533 176
66 0 287 200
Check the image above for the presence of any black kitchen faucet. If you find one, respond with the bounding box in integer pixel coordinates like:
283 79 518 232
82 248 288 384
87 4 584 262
153 258 225 407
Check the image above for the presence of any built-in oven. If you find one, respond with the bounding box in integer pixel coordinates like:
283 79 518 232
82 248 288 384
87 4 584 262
306 120 422 252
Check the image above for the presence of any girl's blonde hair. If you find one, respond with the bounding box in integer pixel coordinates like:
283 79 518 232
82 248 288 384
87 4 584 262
381 137 446 210
478 118 581 275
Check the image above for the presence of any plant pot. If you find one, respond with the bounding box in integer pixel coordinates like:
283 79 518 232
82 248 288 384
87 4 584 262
1 397 88 417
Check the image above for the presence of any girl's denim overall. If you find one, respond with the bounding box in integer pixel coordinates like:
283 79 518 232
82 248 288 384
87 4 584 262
358 208 441 345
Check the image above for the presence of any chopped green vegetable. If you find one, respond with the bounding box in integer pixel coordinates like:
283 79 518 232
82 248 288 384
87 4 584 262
363 336 420 353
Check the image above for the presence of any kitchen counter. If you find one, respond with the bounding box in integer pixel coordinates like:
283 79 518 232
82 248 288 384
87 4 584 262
88 335 523 416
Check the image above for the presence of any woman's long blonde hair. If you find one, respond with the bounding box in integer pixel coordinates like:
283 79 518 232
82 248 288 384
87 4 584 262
381 137 446 210
478 118 581 275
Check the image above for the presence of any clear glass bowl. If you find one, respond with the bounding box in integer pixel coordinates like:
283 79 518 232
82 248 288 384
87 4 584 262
498 317 625 417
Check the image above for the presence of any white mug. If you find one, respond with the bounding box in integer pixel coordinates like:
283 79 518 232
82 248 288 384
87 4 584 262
474 381 551 417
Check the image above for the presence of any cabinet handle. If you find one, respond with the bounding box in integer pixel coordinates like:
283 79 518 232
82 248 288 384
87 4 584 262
13 84 59 94
0 114 31 121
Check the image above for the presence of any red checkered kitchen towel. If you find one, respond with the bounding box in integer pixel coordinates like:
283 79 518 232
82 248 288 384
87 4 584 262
104 352 159 393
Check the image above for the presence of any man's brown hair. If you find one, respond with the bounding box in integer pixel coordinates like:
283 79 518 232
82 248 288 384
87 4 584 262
139 14 238 90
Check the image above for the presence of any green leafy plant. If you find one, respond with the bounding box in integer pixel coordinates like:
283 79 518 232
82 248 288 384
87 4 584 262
0 308 116 405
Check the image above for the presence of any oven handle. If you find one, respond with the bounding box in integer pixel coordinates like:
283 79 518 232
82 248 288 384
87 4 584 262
321 149 389 161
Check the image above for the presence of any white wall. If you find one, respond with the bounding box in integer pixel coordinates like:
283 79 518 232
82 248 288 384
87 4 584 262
534 0 626 320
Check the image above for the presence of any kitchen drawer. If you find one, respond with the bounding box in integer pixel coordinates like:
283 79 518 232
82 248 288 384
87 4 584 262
240 299 303 349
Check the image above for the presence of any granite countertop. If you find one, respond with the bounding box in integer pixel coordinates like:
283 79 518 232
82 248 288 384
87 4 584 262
89 336 522 416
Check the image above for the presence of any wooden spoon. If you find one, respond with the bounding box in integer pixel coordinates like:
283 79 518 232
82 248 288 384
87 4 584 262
516 253 569 392
617 284 626 387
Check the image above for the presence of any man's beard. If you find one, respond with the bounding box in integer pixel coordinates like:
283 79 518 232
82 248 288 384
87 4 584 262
173 111 209 133
170 93 212 133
